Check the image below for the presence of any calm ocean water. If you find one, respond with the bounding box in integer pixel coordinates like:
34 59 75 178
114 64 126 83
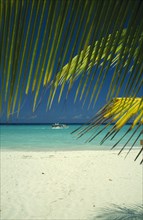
0 124 141 151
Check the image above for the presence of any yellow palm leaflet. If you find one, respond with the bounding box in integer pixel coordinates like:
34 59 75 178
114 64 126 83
110 101 138 121
103 98 142 129
115 103 142 129
103 98 134 118
130 111 143 129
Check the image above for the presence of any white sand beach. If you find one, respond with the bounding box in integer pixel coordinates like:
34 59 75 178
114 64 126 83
1 150 142 220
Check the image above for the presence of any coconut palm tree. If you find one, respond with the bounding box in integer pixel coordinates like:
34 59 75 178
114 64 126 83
0 0 143 161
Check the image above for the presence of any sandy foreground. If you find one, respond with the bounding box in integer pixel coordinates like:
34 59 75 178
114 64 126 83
0 149 142 220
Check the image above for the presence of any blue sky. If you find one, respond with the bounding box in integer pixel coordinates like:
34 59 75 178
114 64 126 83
1 72 110 124
0 0 142 124
2 65 142 124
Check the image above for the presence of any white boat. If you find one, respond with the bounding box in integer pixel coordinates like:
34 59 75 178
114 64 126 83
52 123 68 129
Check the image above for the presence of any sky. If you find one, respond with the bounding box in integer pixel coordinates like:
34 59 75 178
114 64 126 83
2 65 142 124
1 72 111 124
0 0 142 124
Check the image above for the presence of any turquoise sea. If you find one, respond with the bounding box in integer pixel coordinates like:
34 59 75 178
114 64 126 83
0 124 141 151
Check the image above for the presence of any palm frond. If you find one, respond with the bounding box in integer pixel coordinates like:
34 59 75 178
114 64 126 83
0 0 143 114
75 98 143 163
0 0 143 159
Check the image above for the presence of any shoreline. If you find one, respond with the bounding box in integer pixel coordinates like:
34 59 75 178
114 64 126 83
0 146 141 152
1 149 142 219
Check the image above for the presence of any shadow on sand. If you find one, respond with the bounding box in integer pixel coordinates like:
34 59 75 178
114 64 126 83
92 204 143 220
